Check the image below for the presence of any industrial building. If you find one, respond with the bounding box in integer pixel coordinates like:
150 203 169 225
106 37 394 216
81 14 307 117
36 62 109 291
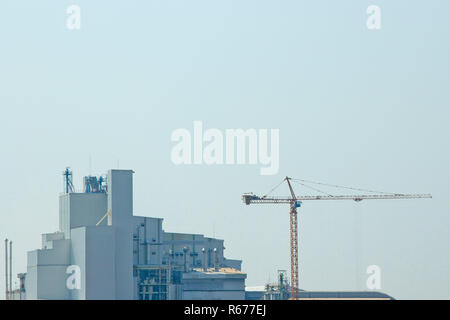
9 168 245 300
3 168 399 301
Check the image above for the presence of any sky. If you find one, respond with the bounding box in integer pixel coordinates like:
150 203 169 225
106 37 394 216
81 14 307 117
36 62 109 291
0 0 449 299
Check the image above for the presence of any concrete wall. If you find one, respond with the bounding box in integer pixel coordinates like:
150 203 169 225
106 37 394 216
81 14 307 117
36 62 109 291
70 226 116 300
42 232 65 249
132 216 163 266
59 193 107 238
85 226 115 299
108 169 134 299
25 238 70 300
70 227 86 299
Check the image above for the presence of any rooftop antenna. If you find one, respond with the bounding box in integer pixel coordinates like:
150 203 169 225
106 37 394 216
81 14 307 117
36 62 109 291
63 167 74 194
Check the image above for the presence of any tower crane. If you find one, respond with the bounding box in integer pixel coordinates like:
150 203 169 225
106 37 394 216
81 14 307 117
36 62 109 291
242 176 432 299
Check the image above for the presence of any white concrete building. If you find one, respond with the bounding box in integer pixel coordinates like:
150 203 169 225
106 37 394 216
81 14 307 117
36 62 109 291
21 169 245 300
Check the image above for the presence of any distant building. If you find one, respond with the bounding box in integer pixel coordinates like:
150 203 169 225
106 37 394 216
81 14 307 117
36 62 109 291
245 286 266 300
183 268 247 300
245 269 394 300
245 287 394 300
18 169 245 300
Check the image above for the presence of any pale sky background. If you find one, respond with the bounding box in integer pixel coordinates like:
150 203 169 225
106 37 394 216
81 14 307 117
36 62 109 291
0 0 449 299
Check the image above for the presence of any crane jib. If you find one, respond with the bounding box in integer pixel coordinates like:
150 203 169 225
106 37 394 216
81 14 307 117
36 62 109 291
242 194 432 204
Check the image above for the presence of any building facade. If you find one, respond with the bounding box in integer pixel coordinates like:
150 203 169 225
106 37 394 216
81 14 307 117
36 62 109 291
22 169 246 300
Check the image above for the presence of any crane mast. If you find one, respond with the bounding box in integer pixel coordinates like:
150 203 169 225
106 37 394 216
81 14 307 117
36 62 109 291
285 177 299 299
242 176 432 299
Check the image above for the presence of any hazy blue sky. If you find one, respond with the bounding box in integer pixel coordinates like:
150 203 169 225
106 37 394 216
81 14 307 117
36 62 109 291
0 0 449 299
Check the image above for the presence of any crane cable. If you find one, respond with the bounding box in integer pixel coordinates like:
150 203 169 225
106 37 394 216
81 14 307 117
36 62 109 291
291 180 335 197
261 178 286 199
291 178 396 195
261 177 396 199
